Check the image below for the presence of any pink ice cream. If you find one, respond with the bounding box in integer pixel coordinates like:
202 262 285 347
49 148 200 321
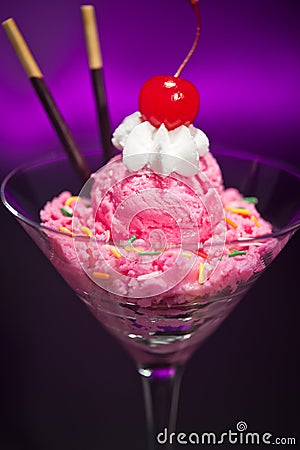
40 138 273 306
90 151 224 245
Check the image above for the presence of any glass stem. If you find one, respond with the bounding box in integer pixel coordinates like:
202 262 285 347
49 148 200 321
139 365 184 450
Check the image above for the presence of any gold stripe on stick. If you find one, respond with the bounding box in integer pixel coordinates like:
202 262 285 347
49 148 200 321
2 18 43 78
81 5 103 70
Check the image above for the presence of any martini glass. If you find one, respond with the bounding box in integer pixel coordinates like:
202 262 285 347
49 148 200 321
1 150 300 449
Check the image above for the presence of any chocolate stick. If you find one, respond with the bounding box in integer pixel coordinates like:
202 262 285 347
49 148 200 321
81 5 115 164
2 18 91 183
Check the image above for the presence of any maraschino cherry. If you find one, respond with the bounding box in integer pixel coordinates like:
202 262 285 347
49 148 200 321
139 75 199 131
138 0 201 131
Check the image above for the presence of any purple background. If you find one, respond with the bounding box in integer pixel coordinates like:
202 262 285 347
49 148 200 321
0 1 299 449
0 0 300 173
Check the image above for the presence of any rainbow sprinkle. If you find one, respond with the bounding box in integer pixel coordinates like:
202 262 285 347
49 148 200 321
182 252 193 258
243 196 258 204
137 271 161 281
228 249 247 257
92 271 110 279
225 206 250 216
65 196 79 206
125 246 138 253
198 262 205 284
225 217 238 229
138 251 162 256
81 226 93 237
128 235 137 243
59 226 73 235
251 215 260 228
197 249 208 259
60 206 73 217
109 246 122 259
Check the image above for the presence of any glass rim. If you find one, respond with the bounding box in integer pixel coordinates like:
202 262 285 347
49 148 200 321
1 148 300 245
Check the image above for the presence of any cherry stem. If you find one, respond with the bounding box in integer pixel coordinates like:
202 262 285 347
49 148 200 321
174 0 201 78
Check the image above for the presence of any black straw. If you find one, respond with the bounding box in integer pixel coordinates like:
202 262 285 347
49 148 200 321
91 68 115 163
31 77 91 182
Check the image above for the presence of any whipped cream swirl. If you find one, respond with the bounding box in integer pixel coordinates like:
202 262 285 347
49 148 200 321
112 112 209 177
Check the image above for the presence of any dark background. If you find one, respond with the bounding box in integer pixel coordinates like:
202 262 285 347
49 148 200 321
0 0 299 449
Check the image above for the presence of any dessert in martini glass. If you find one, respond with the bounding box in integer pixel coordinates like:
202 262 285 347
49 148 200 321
2 2 300 449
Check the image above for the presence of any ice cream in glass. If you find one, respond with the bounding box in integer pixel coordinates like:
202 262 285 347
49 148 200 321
1 1 300 449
